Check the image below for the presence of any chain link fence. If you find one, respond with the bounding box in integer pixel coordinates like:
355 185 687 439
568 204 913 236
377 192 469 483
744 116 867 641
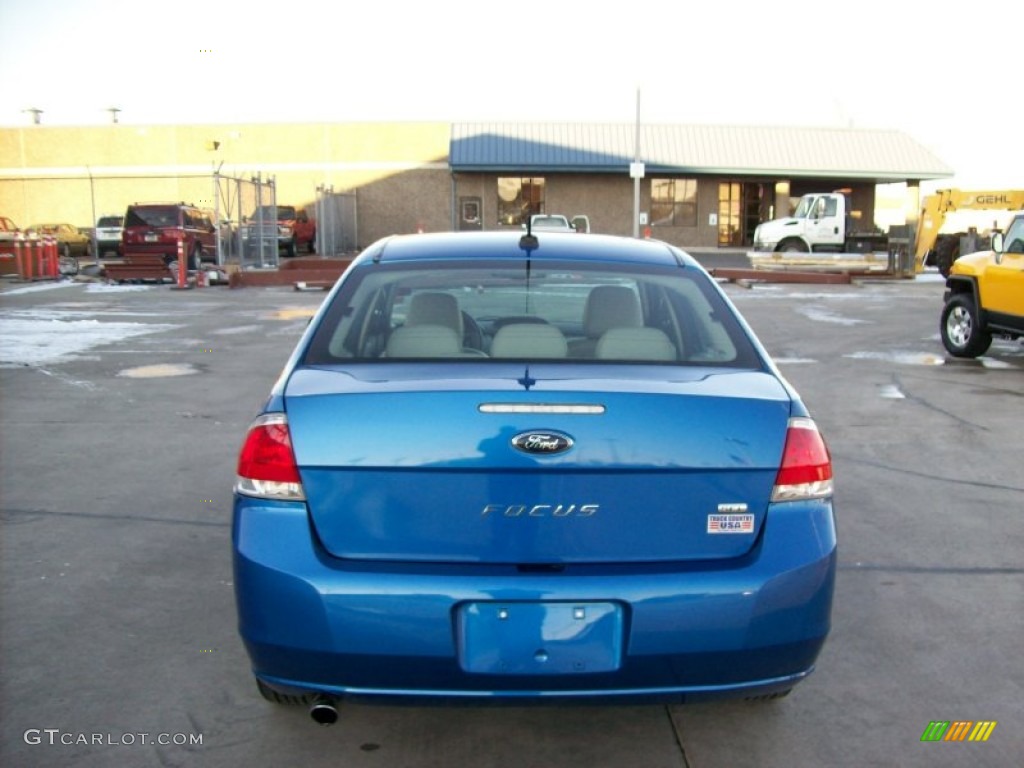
214 171 278 269
4 171 354 269
315 185 358 256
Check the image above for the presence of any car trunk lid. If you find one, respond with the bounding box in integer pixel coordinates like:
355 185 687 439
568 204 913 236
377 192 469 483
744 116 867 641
284 365 792 564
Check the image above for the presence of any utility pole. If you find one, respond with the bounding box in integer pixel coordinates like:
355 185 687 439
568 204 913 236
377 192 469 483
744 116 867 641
630 89 644 238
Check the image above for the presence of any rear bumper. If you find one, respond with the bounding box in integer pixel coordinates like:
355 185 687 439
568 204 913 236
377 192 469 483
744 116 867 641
96 237 122 253
233 497 836 702
123 243 216 263
123 243 177 260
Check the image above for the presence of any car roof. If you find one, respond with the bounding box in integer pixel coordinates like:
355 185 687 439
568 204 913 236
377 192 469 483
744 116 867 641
360 231 695 268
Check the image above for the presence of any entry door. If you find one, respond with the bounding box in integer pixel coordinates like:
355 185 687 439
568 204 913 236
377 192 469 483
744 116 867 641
459 197 482 231
718 183 741 246
720 182 768 246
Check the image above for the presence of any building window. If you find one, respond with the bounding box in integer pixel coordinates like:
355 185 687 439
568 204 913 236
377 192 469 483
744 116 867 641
650 179 698 227
497 177 545 225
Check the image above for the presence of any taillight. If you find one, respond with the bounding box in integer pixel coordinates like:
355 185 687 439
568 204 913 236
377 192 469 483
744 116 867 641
235 413 306 501
771 417 833 502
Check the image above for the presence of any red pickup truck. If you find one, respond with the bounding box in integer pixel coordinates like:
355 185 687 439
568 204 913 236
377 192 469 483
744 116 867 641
242 205 316 258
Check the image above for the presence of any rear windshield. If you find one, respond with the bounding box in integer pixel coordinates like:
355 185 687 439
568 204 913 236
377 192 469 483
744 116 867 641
303 260 762 367
532 216 570 228
250 206 296 220
97 216 123 227
125 206 179 228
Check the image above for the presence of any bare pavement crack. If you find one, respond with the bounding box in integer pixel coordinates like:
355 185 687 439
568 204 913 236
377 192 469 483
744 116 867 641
664 705 691 768
833 453 1024 494
0 507 229 528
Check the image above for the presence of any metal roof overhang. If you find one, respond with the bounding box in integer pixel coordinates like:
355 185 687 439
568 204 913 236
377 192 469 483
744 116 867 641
449 124 954 183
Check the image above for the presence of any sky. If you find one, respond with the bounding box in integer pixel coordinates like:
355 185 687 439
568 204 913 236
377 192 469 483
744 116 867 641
1 0 1021 191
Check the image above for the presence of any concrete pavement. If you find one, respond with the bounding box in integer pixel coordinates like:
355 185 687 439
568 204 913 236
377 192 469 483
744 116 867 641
1 275 1021 767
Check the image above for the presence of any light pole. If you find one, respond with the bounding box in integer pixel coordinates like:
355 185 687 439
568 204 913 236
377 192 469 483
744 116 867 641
630 89 644 238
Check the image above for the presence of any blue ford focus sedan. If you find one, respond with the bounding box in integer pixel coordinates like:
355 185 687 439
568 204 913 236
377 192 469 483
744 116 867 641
233 230 836 723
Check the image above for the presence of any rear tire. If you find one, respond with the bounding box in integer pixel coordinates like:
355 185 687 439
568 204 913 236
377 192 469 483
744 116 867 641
935 237 960 278
940 293 991 358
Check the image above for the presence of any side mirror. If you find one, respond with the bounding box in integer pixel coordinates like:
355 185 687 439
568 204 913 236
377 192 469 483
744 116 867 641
991 231 1004 253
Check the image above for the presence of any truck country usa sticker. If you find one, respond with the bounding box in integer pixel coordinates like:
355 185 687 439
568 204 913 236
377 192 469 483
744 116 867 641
707 514 755 534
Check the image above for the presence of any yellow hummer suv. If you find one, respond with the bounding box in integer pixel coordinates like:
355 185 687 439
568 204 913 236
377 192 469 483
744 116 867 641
940 212 1024 358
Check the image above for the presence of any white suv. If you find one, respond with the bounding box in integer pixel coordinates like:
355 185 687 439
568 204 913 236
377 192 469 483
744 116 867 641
95 214 124 256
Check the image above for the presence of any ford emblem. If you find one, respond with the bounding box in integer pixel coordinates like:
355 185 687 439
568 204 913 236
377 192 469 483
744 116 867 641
511 431 574 455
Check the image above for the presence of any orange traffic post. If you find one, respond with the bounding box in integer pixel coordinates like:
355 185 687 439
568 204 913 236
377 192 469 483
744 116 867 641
171 237 191 290
13 236 25 279
43 236 57 278
177 237 187 288
26 238 38 280
51 236 61 278
40 236 50 277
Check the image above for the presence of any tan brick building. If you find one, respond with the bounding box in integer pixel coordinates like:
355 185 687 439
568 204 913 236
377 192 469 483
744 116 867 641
1 121 952 255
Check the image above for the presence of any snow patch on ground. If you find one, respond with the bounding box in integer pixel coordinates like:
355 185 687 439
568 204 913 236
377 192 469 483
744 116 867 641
212 324 264 335
84 283 155 293
796 306 868 326
846 350 945 366
118 363 198 378
1 280 79 296
979 357 1014 369
878 384 906 399
0 315 179 366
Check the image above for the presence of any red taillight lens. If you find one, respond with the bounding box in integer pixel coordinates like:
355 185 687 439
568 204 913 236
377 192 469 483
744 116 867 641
772 417 833 502
235 413 306 500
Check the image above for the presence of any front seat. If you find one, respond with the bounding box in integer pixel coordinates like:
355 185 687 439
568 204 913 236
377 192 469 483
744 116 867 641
568 285 642 358
388 292 486 357
404 292 464 338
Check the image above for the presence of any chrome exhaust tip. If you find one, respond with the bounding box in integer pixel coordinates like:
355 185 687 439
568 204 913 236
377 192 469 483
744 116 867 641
309 695 339 726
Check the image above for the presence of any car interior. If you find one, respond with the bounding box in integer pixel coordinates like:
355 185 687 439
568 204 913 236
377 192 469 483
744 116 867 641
305 263 757 368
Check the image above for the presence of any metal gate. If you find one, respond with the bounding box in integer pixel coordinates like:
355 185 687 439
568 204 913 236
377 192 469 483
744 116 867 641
315 185 358 256
214 171 278 268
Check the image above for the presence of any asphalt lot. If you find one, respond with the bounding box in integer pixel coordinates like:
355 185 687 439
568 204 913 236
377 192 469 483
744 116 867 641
1 267 1021 768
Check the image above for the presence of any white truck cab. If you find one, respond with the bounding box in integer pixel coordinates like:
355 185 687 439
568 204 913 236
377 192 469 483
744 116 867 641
753 193 849 253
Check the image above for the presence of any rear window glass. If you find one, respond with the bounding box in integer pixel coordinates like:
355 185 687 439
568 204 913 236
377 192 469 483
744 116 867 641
125 206 179 228
250 206 295 220
303 260 762 367
97 216 123 227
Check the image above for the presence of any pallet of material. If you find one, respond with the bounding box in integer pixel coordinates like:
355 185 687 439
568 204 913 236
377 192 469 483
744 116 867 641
103 255 172 282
